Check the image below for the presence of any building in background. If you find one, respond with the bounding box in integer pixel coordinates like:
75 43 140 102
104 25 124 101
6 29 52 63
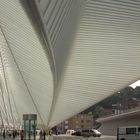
112 98 140 115
55 113 94 134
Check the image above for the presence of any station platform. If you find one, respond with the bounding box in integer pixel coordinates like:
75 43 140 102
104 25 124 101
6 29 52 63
0 135 116 140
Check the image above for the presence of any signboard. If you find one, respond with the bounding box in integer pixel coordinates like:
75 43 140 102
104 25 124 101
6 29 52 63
23 114 37 120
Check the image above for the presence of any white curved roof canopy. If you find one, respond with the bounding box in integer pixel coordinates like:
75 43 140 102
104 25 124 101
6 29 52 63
0 0 140 128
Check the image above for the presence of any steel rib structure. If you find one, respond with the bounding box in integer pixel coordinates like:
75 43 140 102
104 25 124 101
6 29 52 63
0 0 140 128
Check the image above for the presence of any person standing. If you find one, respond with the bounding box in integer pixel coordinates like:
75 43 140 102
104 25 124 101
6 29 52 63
43 130 46 140
39 129 43 140
3 129 6 139
12 130 16 139
20 130 24 140
48 129 52 136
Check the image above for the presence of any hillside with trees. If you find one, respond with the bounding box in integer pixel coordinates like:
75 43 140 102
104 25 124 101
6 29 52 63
84 86 140 118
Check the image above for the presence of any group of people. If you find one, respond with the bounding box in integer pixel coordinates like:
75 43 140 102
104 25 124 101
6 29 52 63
2 129 49 140
2 129 24 140
39 129 46 140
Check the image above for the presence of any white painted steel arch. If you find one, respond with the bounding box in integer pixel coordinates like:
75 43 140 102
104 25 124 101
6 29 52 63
0 0 140 128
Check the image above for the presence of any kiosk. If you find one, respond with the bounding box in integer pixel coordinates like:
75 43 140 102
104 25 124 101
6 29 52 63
23 114 37 140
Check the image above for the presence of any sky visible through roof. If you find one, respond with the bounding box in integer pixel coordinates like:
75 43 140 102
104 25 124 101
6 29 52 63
130 80 140 88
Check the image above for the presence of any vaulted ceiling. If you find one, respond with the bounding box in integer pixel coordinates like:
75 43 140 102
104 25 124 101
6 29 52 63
0 0 140 128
